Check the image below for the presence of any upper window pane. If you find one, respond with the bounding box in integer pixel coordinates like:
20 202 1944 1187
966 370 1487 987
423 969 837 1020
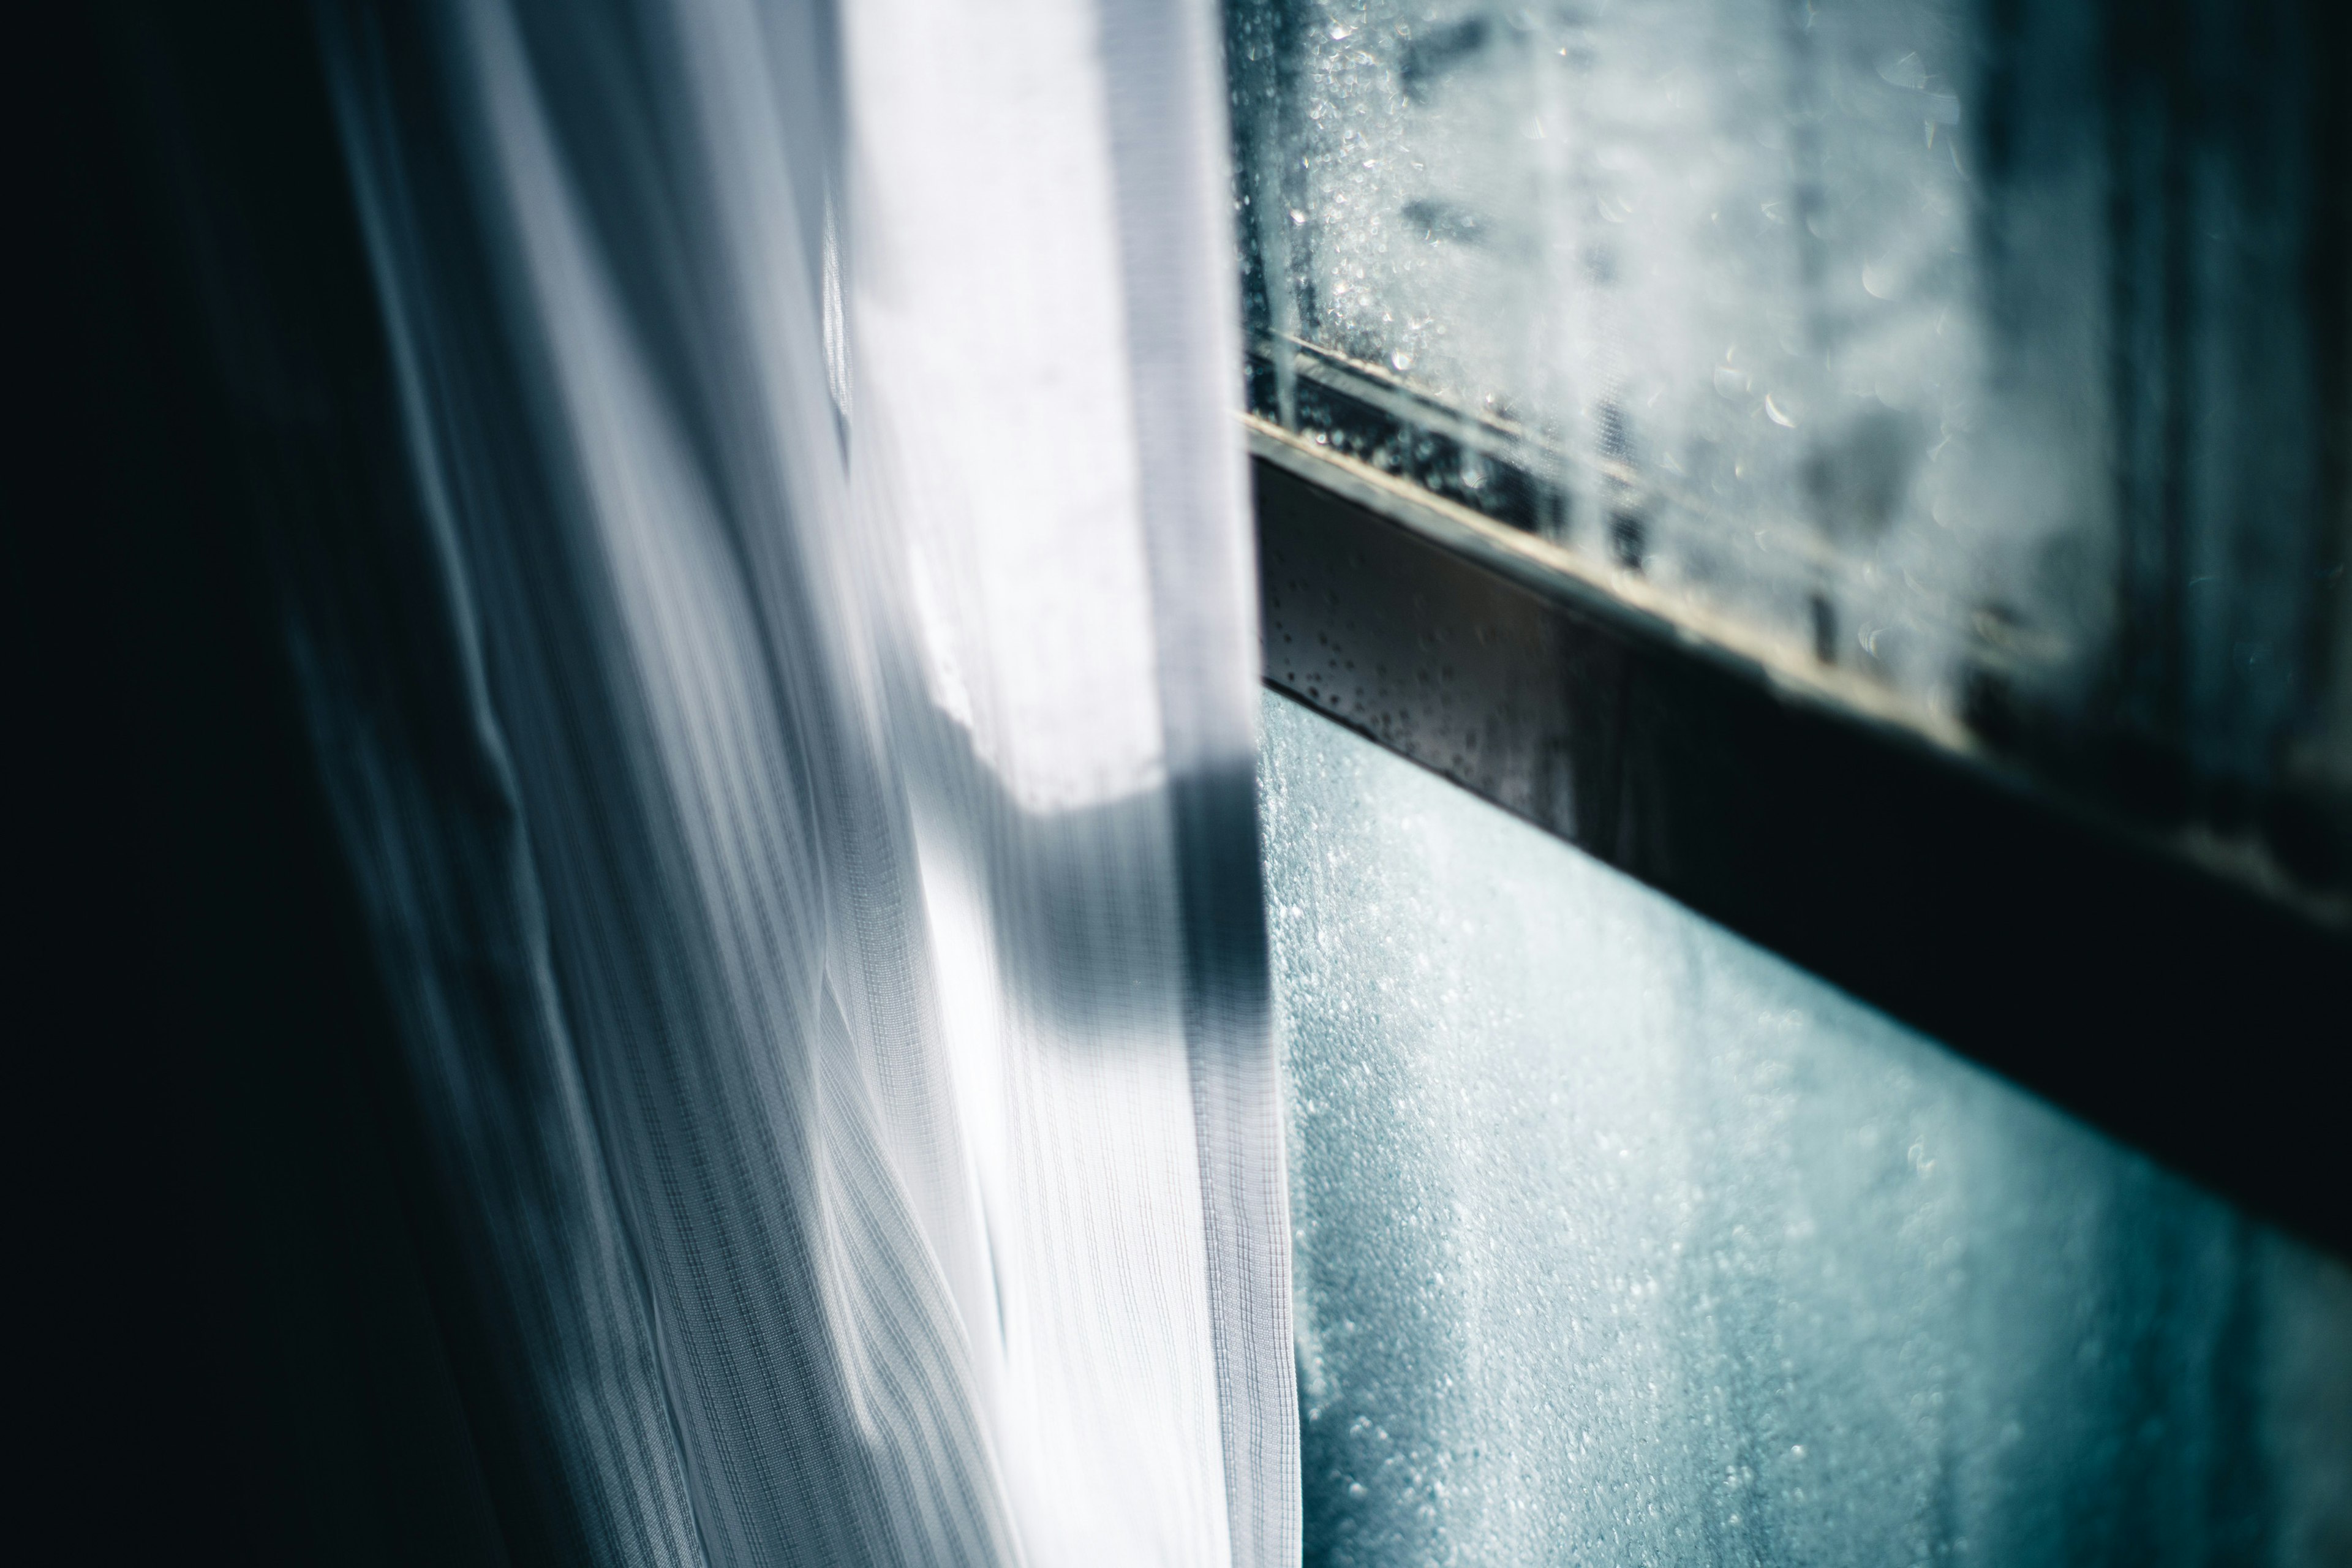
1229 0 2350 896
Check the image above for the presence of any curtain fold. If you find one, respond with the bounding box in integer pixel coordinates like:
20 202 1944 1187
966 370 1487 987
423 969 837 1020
295 1 1296 1563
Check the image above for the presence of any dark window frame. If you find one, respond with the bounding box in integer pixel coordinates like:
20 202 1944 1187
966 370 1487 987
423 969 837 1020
1252 415 2349 1259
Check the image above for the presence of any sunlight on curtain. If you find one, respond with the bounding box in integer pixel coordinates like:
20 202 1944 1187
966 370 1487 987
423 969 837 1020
300 3 1292 1565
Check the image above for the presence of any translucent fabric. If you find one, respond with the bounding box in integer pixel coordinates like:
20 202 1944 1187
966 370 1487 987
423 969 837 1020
1262 690 2352 1568
295 2 1293 1564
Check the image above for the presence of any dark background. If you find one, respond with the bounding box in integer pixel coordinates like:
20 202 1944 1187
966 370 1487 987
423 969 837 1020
20 7 508 1561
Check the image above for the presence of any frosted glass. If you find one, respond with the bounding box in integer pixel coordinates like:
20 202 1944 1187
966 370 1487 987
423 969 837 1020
1261 691 2351 1567
1230 0 2344 804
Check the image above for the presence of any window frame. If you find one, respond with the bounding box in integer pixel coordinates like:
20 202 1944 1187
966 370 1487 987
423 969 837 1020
1251 416 2350 1258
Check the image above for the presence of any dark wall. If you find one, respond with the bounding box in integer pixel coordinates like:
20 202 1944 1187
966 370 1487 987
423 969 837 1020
21 8 509 1562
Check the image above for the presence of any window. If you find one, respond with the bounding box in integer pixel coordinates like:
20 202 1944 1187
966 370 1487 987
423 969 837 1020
1229 0 2351 883
1265 690 2349 1568
1229 2 2352 1561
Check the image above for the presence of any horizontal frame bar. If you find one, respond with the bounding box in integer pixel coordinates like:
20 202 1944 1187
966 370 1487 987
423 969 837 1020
1253 426 2350 1259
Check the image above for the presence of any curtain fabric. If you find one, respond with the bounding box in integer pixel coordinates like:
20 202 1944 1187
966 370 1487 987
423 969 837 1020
295 2 1295 1563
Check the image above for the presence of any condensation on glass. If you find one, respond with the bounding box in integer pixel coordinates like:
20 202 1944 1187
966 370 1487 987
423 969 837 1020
1260 690 2352 1568
1227 0 2351 889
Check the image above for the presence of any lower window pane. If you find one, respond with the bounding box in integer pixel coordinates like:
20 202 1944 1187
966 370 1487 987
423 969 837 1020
1261 690 2350 1567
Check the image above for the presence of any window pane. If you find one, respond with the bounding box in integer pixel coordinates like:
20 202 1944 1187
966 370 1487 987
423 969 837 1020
1229 0 2351 876
1261 690 2351 1567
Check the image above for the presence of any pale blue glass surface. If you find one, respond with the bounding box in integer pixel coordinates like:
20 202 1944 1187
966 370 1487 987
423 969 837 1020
1261 690 2351 1567
1229 0 2351 831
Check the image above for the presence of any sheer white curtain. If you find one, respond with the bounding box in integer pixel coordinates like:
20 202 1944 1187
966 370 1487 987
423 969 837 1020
311 1 1294 1564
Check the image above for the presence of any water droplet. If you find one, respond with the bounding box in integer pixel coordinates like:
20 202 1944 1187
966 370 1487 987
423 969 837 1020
1766 393 1797 428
